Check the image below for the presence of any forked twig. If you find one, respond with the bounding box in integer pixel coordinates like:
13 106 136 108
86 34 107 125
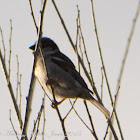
0 26 23 130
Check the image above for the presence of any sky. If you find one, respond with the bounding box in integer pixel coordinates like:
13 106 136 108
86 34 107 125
0 0 140 140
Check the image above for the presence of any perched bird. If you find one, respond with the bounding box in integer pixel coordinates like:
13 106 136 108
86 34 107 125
30 37 110 119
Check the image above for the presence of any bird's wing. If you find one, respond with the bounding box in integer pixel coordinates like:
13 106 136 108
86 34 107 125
51 51 88 89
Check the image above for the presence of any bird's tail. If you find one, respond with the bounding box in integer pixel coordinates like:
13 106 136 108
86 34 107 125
89 98 110 119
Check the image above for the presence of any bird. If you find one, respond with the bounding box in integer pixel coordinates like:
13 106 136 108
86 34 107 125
30 37 110 119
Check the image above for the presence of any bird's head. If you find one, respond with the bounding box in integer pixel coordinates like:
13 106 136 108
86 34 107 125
29 37 59 53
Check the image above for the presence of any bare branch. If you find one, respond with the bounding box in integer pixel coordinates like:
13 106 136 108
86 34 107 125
8 20 13 83
69 100 94 136
21 1 48 139
28 0 38 33
63 99 77 121
90 0 119 139
0 27 23 130
83 100 98 140
9 110 20 140
42 96 46 140
30 103 44 140
16 55 19 101
0 27 6 62
101 67 104 101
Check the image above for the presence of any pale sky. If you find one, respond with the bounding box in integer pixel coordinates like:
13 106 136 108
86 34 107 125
0 0 140 140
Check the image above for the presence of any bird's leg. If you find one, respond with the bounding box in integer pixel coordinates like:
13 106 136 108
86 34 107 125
51 99 65 109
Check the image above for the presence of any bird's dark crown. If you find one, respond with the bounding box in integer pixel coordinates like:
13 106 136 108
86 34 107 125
29 37 59 52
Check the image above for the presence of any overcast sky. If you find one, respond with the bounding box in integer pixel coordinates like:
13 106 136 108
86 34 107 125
0 0 140 140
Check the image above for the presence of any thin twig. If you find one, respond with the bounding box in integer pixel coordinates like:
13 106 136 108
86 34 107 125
8 20 13 83
84 100 98 140
0 27 6 62
16 55 19 101
21 1 48 139
30 104 44 140
104 88 120 139
109 2 140 140
69 100 94 136
9 110 20 140
42 96 46 140
101 67 104 101
19 74 22 118
90 0 119 139
29 0 38 33
0 28 23 130
63 99 77 121
76 7 98 139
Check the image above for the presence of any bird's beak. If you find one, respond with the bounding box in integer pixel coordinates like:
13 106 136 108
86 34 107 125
29 45 35 51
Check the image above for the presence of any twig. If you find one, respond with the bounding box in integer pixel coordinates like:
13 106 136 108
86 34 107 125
0 27 6 62
90 0 119 139
51 87 68 140
84 100 98 140
101 67 104 101
19 74 22 118
42 96 46 140
21 1 48 139
0 28 23 130
16 55 19 101
63 99 77 121
29 0 38 33
104 88 120 139
30 104 44 140
76 7 98 139
69 100 94 136
109 2 140 140
9 110 20 140
51 0 101 102
8 20 13 83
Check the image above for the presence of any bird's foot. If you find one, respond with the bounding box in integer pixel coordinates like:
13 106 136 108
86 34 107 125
51 99 65 109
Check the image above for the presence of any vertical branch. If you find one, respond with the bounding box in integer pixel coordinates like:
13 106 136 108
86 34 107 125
21 1 48 139
16 55 19 101
19 74 22 116
90 1 119 140
76 6 98 139
109 2 140 140
0 27 6 62
8 20 13 83
42 96 46 140
51 87 68 140
101 67 104 101
90 0 113 105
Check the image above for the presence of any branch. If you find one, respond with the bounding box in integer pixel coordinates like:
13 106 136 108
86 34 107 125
109 2 140 140
29 0 38 33
51 0 101 102
0 27 23 130
90 0 120 139
9 110 20 140
21 1 48 139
